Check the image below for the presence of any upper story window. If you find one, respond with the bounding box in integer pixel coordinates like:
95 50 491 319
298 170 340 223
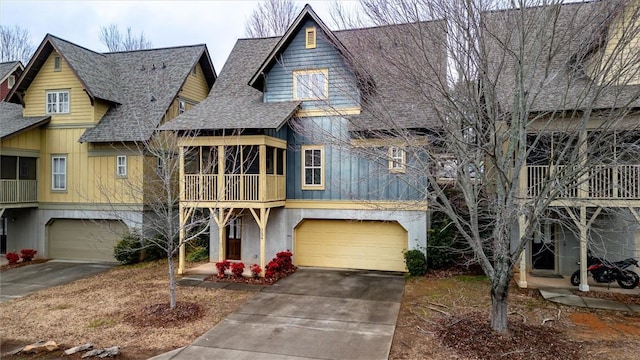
7 75 15 89
52 155 67 191
306 27 317 49
389 146 406 173
116 155 127 177
293 69 328 100
302 145 324 190
54 56 61 71
46 90 70 114
178 100 186 114
191 66 197 76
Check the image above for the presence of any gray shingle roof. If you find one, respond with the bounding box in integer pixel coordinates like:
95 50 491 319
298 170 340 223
0 102 50 140
483 1 640 112
80 45 212 142
0 61 22 82
162 38 301 131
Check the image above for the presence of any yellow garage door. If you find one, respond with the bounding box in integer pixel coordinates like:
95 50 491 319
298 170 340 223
294 219 408 272
49 219 128 262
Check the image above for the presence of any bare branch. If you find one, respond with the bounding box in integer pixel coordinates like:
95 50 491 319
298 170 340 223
0 25 34 64
245 0 300 38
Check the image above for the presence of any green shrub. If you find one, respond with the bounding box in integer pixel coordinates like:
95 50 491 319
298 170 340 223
186 246 209 262
427 211 463 270
114 233 142 265
403 249 427 276
140 236 164 261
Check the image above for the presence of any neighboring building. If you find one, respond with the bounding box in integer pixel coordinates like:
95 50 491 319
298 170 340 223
163 5 443 273
0 34 215 261
0 61 24 101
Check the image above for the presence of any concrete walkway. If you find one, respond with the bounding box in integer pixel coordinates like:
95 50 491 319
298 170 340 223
152 268 404 360
539 288 640 312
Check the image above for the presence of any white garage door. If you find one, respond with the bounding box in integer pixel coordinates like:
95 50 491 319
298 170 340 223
48 219 128 262
294 219 408 272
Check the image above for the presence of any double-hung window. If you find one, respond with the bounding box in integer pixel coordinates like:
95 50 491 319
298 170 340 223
302 145 324 190
389 146 406 172
46 90 70 114
52 156 67 191
294 69 328 100
116 155 127 177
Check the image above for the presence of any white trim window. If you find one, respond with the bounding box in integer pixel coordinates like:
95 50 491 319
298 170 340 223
116 155 127 177
53 56 61 71
305 27 317 49
293 69 328 100
46 90 70 114
178 100 186 114
52 156 67 191
388 146 406 172
302 145 324 190
8 75 15 89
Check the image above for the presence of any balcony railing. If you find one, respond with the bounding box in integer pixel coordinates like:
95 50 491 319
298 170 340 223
0 180 38 204
525 164 640 199
183 174 286 203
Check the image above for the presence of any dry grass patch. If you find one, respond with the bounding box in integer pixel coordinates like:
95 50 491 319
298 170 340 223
0 260 253 359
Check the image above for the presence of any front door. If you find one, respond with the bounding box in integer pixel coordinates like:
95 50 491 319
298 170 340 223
225 218 241 260
532 221 555 270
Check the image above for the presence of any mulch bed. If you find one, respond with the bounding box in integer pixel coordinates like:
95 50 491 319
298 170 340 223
123 302 204 328
436 311 582 360
204 267 298 285
0 259 48 271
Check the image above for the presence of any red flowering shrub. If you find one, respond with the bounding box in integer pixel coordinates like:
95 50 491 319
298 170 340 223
250 263 262 278
230 262 245 277
20 249 37 262
5 252 19 265
264 250 296 280
215 260 231 278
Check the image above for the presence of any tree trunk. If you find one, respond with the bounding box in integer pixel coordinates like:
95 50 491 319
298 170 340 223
490 283 509 332
168 255 176 309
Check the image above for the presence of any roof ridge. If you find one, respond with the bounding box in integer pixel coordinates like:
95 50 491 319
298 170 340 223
104 43 206 55
47 33 107 57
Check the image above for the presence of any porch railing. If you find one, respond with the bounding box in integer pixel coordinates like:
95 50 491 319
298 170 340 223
183 174 286 202
0 180 38 204
525 164 640 199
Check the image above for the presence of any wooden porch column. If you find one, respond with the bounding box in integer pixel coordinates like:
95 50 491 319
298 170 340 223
517 214 528 288
579 206 589 292
259 145 267 201
213 209 234 261
217 145 225 201
250 207 271 276
178 204 186 274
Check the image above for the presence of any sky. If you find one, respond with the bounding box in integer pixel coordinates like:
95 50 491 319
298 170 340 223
0 0 355 71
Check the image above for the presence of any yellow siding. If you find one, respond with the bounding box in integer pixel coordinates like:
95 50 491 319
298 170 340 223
180 63 210 101
23 51 94 124
93 100 111 122
0 128 41 151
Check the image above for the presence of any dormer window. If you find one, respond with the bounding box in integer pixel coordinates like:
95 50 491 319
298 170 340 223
54 56 61 71
293 69 328 100
306 27 317 49
7 75 15 89
178 100 186 114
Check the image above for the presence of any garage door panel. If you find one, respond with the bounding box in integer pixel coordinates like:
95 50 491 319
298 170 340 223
49 219 127 262
294 219 407 272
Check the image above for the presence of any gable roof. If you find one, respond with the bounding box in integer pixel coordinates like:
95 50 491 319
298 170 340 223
0 61 23 84
6 34 216 143
161 37 300 131
0 102 50 140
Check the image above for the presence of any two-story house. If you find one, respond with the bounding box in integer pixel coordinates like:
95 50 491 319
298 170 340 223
0 61 24 101
163 5 445 274
0 34 215 261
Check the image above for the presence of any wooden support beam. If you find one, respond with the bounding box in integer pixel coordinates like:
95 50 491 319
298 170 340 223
579 206 589 292
517 214 528 288
178 205 186 275
249 207 271 276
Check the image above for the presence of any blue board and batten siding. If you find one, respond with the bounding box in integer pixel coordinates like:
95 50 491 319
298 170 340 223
264 19 359 110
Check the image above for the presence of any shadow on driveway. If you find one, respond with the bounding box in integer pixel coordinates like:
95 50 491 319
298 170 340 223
0 261 114 303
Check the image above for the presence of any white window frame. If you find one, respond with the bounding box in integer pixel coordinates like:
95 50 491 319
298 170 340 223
293 69 328 101
157 157 165 175
8 75 15 89
116 155 127 177
301 145 324 190
305 27 317 49
52 155 67 191
178 100 186 114
54 56 61 71
46 90 70 114
388 146 406 173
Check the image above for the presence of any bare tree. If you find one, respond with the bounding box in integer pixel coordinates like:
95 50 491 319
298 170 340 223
245 0 300 37
313 0 640 332
0 25 34 64
99 24 152 52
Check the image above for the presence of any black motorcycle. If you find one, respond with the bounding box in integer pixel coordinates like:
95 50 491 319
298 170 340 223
570 251 640 289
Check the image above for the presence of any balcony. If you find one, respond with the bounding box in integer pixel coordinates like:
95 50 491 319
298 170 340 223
183 174 286 202
0 180 38 205
524 164 640 200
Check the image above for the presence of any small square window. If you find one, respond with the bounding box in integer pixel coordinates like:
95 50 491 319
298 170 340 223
8 75 15 89
116 155 127 177
54 56 61 71
178 100 186 114
389 146 405 172
306 27 316 49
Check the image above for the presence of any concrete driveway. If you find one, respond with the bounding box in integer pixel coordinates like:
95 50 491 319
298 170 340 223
157 268 404 360
0 261 114 303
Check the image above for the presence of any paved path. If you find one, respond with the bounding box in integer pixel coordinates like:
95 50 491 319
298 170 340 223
539 288 640 312
0 261 114 303
152 268 404 360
